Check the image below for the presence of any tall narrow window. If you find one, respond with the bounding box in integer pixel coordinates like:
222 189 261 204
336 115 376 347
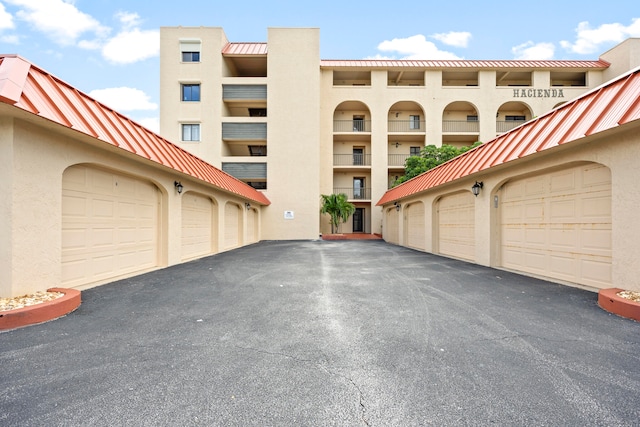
353 148 364 165
181 84 201 102
181 124 200 141
353 177 365 199
353 116 364 132
409 115 420 130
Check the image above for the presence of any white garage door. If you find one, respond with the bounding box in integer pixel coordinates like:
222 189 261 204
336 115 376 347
405 202 426 251
385 208 400 245
438 191 475 261
62 165 159 288
181 193 213 261
224 203 241 249
500 163 611 288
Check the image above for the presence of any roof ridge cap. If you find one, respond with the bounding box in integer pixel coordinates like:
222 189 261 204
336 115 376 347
0 55 32 105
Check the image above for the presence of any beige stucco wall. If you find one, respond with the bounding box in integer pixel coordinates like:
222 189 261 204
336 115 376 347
381 122 640 292
160 27 229 166
1 107 262 297
260 28 321 240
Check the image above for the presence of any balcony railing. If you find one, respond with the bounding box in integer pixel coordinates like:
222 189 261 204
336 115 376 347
496 120 527 132
442 120 479 133
333 120 372 132
333 154 371 166
388 120 425 132
333 187 372 200
388 154 410 167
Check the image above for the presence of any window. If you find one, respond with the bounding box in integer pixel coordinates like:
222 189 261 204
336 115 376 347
467 115 478 122
182 52 200 62
410 146 421 156
409 115 420 130
506 115 526 121
249 108 267 117
181 84 200 102
353 148 364 165
247 181 267 190
248 145 267 156
181 124 200 141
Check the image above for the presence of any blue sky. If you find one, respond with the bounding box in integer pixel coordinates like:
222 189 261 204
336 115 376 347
0 0 638 131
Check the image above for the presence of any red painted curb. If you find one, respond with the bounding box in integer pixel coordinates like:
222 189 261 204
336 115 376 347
0 288 81 331
598 288 640 322
322 234 346 240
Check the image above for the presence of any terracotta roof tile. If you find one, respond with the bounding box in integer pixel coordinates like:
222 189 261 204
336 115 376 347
377 68 640 206
0 54 270 206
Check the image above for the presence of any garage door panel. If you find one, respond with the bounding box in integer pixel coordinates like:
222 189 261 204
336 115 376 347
62 165 159 287
550 170 575 192
181 193 213 260
385 209 399 244
406 203 425 251
500 163 611 288
438 192 474 261
580 258 611 285
549 199 575 220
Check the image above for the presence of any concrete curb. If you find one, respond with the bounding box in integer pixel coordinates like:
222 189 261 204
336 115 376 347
0 288 81 331
598 288 640 322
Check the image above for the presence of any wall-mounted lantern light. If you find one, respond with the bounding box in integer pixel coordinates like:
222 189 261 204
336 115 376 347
394 201 401 211
174 181 183 194
471 181 484 197
245 202 251 210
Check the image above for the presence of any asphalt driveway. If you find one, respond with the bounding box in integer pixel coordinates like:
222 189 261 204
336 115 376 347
1 240 639 426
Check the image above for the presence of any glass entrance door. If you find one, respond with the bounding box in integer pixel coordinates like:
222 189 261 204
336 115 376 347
353 208 364 232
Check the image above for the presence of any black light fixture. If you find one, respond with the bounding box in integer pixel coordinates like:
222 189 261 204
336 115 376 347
174 181 183 194
245 202 251 210
394 142 401 148
471 181 483 197
395 202 401 212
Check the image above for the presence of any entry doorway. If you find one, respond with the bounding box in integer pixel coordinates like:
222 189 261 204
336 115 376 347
353 208 365 232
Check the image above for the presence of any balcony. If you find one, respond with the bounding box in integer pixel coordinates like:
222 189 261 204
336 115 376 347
496 119 527 133
333 120 372 132
333 187 372 201
222 85 267 101
442 120 479 133
388 120 425 132
388 154 410 167
333 154 371 166
222 122 267 140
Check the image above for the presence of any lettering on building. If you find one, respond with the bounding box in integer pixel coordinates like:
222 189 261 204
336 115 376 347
513 88 564 98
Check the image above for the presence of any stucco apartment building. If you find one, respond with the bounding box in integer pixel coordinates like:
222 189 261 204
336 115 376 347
159 27 640 241
1 29 639 298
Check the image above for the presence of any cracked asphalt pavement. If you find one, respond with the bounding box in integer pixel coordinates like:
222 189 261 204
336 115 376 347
1 240 639 426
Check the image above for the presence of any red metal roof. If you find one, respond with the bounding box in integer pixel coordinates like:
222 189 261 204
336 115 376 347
0 55 270 206
377 67 640 206
321 59 610 69
222 42 268 55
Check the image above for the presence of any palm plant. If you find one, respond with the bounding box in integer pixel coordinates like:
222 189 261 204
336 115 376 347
320 193 356 234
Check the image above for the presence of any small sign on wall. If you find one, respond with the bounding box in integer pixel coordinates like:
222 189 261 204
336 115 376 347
284 211 294 220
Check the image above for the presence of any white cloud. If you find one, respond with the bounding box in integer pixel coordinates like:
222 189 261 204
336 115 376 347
116 11 142 30
511 41 555 60
136 117 159 133
101 27 159 64
431 31 472 48
5 0 109 45
560 18 640 54
377 34 461 60
89 87 157 112
0 3 15 30
1 34 20 44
